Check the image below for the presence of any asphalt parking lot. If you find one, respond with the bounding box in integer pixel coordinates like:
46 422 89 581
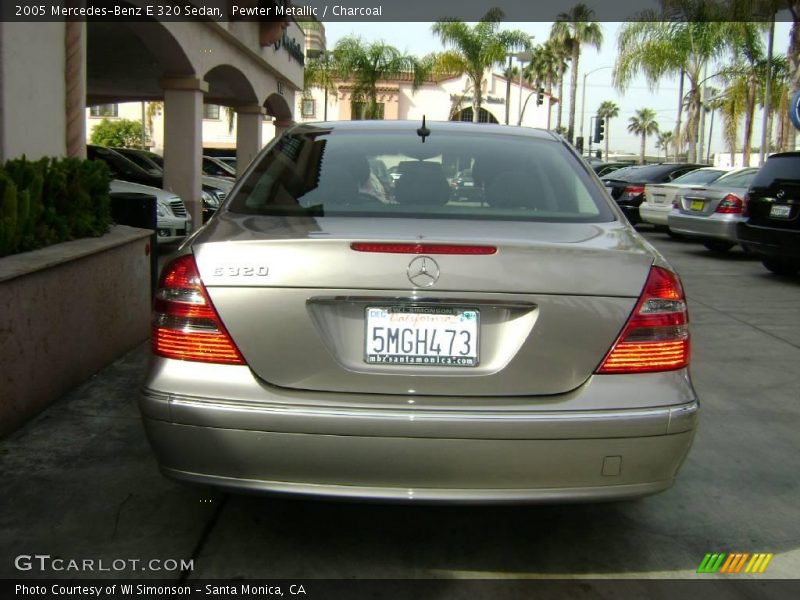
1 229 798 583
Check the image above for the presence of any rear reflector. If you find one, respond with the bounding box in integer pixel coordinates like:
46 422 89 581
152 254 245 365
596 266 689 374
351 243 497 255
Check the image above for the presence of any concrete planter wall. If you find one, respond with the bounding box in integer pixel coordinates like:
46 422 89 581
0 226 153 437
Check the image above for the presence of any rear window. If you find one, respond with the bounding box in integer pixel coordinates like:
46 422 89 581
227 127 615 222
751 154 800 187
710 169 758 188
671 169 726 185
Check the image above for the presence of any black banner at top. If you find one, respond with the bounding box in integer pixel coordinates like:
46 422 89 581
1 0 795 22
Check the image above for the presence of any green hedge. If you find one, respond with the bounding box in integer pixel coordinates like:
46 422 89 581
0 157 111 257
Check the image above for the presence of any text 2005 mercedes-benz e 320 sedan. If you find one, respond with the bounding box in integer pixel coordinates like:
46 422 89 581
140 121 698 502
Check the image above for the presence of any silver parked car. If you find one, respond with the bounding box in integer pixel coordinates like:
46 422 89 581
140 121 698 502
640 167 730 227
109 179 191 244
668 168 760 252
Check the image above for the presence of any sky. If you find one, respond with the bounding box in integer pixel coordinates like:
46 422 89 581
321 21 794 158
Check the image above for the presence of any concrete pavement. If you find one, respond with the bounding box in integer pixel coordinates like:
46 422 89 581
1 231 798 583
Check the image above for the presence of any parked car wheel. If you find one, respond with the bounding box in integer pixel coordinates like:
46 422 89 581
703 240 735 253
761 258 800 276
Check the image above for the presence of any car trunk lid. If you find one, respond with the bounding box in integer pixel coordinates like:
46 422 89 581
192 215 654 396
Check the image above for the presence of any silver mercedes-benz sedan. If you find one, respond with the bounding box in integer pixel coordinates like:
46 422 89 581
140 121 698 503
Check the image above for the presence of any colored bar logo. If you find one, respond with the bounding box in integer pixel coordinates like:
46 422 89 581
697 553 773 574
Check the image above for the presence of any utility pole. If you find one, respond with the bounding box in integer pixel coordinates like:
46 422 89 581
504 54 512 125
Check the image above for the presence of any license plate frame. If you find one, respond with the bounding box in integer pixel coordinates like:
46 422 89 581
769 204 791 218
365 306 480 367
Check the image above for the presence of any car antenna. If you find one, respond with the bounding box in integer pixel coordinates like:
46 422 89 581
417 115 430 143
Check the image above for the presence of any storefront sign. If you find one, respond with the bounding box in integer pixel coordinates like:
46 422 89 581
449 94 505 105
274 30 305 66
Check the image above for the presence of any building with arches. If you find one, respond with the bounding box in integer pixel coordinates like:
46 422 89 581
1 1 304 224
295 22 554 130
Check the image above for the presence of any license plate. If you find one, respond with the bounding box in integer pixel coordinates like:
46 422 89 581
770 204 791 218
365 306 479 367
690 200 704 211
652 194 667 205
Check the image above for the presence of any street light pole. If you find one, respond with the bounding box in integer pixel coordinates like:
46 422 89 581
579 66 612 145
515 42 534 127
504 54 513 125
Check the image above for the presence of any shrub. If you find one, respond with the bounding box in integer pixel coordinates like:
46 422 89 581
89 118 144 148
0 157 111 257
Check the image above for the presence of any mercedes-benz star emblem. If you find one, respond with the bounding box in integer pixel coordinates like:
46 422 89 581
407 256 440 287
777 190 785 199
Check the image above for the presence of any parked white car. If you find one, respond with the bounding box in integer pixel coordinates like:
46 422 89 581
109 179 191 243
640 167 731 227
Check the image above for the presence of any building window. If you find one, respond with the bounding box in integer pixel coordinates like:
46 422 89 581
203 104 220 120
301 98 316 118
453 107 499 124
89 104 118 118
351 101 384 120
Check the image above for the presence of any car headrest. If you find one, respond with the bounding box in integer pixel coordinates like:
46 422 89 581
485 171 557 211
395 161 450 206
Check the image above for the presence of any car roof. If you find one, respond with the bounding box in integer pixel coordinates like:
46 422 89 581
605 163 703 180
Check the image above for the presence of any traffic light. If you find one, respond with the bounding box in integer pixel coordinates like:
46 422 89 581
575 136 584 153
594 117 605 143
536 88 545 106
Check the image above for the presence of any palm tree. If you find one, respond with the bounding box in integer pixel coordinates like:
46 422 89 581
628 108 659 164
303 49 339 121
431 8 531 123
728 1 799 149
550 4 603 144
761 56 791 152
720 82 747 158
596 100 619 160
723 22 767 165
537 41 566 130
332 37 426 120
614 4 737 162
656 131 674 161
519 44 557 125
546 35 571 132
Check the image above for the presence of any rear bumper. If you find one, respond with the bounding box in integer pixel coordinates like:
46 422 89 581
616 202 642 224
140 360 698 502
668 212 742 242
148 423 694 503
639 202 670 226
737 222 800 259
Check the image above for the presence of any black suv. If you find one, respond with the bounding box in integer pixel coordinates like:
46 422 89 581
737 152 800 275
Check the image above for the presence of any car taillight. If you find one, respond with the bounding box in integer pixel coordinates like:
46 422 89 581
624 186 645 196
596 266 689 374
152 255 245 365
715 193 744 214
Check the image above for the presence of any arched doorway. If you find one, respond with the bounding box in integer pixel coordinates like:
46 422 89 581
451 107 499 124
